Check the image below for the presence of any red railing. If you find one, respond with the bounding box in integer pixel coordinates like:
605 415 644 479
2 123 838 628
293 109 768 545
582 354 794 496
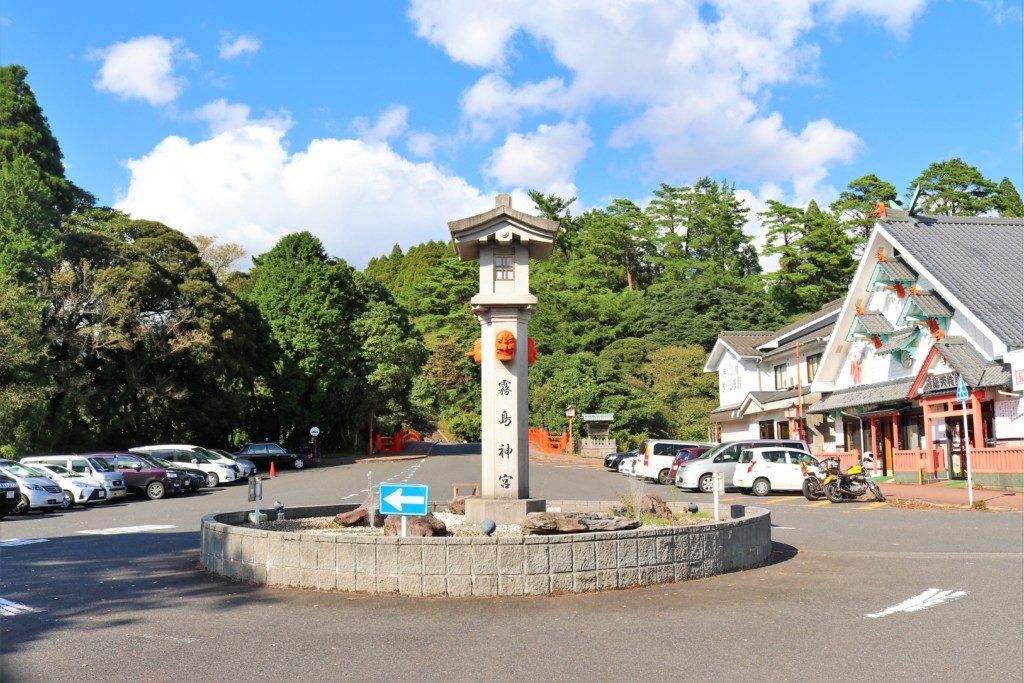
813 450 861 471
970 447 1024 473
528 427 569 453
374 429 421 455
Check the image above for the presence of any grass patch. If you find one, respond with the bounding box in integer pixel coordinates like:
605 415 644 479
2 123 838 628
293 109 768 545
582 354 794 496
970 500 988 510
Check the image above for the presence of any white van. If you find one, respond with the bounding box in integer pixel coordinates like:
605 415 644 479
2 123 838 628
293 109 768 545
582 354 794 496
634 439 713 484
131 445 239 487
22 455 128 501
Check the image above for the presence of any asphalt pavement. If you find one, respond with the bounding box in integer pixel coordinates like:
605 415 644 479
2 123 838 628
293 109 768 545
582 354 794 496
2 446 1022 682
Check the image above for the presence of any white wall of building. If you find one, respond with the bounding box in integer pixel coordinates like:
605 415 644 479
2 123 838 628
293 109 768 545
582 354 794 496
718 356 760 406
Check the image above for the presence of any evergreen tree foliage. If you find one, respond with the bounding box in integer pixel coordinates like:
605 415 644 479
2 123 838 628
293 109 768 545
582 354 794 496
0 154 60 283
909 158 998 215
995 177 1024 217
830 173 897 251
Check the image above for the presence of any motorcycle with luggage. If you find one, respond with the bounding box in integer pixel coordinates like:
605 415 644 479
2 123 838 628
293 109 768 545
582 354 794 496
800 460 825 501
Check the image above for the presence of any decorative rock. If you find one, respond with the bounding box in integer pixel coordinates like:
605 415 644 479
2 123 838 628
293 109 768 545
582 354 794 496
687 502 699 513
333 506 384 527
448 496 471 515
522 512 642 535
480 519 497 536
638 494 674 519
383 513 447 537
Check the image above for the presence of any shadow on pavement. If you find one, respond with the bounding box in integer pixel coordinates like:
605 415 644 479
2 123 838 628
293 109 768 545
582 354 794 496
0 530 278 658
766 541 799 565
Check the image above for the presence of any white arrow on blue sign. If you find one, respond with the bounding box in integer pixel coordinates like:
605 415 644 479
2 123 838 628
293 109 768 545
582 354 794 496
379 483 429 516
956 375 969 402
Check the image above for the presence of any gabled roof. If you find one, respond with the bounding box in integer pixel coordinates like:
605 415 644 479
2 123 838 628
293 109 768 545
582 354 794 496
758 298 844 350
930 336 1010 389
719 331 775 358
448 194 559 261
877 327 919 354
905 289 953 318
855 313 893 336
881 214 1024 347
875 257 917 282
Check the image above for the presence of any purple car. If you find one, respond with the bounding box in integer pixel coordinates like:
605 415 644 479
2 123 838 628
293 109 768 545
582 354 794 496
90 452 185 500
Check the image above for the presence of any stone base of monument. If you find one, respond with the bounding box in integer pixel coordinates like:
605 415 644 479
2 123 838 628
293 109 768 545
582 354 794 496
464 497 546 525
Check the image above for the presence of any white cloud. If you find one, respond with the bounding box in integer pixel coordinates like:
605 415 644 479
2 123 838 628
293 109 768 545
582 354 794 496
352 105 409 141
116 121 492 268
90 35 193 106
192 99 294 135
484 120 591 194
406 132 439 158
408 0 928 190
219 33 261 60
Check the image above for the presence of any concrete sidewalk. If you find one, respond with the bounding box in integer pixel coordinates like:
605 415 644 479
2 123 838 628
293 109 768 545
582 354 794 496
879 480 1023 510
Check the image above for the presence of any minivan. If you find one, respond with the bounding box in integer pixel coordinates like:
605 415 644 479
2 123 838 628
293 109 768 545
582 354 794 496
674 439 810 492
22 454 129 501
634 439 714 484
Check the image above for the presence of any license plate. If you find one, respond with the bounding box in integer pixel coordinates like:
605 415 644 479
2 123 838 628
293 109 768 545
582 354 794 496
112 490 125 497
4 491 13 499
98 491 106 498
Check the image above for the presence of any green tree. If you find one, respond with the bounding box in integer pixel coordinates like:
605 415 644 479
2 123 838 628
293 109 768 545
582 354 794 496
909 158 998 215
995 177 1024 217
760 199 803 312
0 279 51 458
830 173 897 251
189 234 247 280
641 345 718 440
0 154 60 282
788 201 856 314
0 65 93 214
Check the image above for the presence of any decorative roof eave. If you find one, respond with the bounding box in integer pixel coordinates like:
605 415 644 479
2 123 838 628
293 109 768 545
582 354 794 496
877 327 920 355
845 310 893 348
867 254 917 293
806 377 916 414
448 194 559 261
710 404 742 421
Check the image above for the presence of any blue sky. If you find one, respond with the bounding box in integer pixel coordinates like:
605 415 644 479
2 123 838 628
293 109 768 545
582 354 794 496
2 1 1021 268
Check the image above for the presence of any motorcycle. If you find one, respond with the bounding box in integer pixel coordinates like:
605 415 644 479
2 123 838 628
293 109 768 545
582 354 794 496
821 458 885 503
800 460 825 501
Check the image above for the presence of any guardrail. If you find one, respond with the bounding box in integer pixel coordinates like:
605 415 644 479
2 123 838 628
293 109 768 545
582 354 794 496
374 429 422 455
528 427 569 453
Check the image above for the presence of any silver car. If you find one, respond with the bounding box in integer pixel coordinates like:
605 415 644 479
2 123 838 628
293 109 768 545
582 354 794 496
0 460 63 514
676 439 809 492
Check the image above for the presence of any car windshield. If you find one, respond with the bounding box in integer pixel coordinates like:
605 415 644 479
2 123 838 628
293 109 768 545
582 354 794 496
202 447 231 461
153 457 175 468
2 463 48 478
45 464 77 476
699 443 730 460
132 454 161 468
89 457 115 472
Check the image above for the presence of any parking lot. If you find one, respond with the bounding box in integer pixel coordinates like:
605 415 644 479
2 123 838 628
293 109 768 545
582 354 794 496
2 447 1022 682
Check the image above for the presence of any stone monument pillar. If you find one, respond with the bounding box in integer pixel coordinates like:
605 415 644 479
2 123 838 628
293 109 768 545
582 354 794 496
448 194 558 524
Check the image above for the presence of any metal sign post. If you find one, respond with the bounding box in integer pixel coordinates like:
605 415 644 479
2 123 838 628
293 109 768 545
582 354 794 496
712 472 723 521
956 375 974 506
247 476 265 524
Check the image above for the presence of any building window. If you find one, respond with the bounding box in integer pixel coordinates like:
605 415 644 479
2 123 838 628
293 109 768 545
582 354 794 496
494 250 514 281
805 353 821 382
759 420 774 439
774 364 787 390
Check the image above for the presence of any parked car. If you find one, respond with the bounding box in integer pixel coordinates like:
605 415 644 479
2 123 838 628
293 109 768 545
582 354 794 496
675 439 810 493
131 445 240 487
30 463 108 509
732 447 818 496
604 450 637 470
91 452 185 500
21 454 128 502
667 446 713 485
141 455 207 492
634 439 714 484
618 453 639 475
0 460 63 514
0 472 22 518
205 448 256 478
236 443 312 471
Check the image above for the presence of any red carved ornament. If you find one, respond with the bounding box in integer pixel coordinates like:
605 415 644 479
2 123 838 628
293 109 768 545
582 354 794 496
495 331 516 362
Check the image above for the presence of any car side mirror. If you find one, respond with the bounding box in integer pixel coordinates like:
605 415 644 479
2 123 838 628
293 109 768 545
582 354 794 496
191 458 199 464
713 455 723 463
135 465 143 471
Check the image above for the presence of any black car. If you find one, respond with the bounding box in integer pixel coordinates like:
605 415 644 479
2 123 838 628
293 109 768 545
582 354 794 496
138 454 206 492
236 443 313 471
0 473 20 518
604 450 637 470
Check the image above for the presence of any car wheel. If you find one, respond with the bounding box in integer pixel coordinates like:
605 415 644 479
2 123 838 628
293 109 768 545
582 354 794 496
293 458 306 470
657 469 671 485
12 494 29 515
751 478 771 497
698 474 714 493
206 472 220 487
60 490 75 510
146 481 166 500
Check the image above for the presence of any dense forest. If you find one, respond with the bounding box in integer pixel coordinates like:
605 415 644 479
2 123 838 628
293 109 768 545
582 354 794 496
2 64 1021 456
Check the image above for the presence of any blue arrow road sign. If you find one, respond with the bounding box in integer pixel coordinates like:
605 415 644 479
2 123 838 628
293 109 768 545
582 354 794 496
956 375 969 402
379 483 429 516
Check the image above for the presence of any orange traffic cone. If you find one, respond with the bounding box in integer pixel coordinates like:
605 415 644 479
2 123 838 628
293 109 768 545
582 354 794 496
269 461 276 478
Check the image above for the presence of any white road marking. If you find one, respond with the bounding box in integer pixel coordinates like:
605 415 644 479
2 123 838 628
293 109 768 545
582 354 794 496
78 524 176 536
865 588 967 618
0 538 49 547
0 597 38 616
770 525 797 530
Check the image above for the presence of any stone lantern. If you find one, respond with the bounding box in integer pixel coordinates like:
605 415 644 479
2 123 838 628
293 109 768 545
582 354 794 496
448 194 558 524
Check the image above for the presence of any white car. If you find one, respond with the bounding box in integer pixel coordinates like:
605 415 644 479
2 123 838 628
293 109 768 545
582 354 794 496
732 447 818 496
0 460 63 514
31 463 108 509
131 445 240 487
618 454 639 475
676 439 810 492
632 439 711 484
204 447 256 478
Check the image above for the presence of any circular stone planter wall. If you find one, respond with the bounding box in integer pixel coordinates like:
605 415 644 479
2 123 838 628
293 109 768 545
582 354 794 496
200 501 771 597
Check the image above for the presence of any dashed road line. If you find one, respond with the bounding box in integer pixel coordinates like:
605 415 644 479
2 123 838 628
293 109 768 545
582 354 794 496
805 500 832 507
0 597 38 616
854 502 888 510
0 538 49 547
761 498 793 505
78 524 176 536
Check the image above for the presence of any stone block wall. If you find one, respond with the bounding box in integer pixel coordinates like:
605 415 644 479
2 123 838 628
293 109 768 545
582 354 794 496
201 501 772 597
